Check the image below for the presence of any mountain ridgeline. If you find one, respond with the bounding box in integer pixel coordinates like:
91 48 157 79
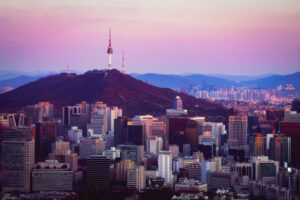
0 69 233 121
132 71 300 89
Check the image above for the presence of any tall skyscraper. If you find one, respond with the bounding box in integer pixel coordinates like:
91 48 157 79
86 155 110 191
158 151 173 185
35 121 57 162
280 121 300 168
168 117 198 153
127 166 145 190
269 135 291 165
127 122 144 146
114 116 128 146
116 160 136 182
107 28 113 70
249 133 266 156
1 128 35 193
87 102 108 135
229 116 248 146
201 160 216 183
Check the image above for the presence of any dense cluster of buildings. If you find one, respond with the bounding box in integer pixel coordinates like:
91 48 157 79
1 96 300 200
188 84 298 102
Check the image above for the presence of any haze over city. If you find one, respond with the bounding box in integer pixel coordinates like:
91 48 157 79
1 0 300 75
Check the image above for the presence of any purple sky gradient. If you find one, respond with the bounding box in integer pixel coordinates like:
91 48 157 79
0 0 300 75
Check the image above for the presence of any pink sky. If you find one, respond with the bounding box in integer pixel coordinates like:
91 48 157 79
0 0 300 75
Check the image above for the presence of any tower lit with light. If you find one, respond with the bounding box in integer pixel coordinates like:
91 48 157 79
107 28 113 70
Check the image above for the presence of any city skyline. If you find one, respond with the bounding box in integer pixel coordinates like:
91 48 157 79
1 0 300 75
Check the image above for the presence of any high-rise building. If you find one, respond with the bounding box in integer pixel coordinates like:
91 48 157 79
169 144 179 157
119 145 144 165
107 106 122 133
114 116 128 146
147 136 163 154
188 163 201 181
32 160 73 191
269 135 291 165
116 160 136 182
213 157 222 171
62 106 72 126
127 166 145 190
127 121 144 145
79 137 105 159
68 126 83 144
249 133 266 156
207 172 234 190
229 116 248 146
231 162 252 180
183 144 191 156
201 160 216 183
35 121 57 162
51 140 71 155
158 151 173 185
284 111 300 122
87 102 109 135
280 121 300 167
1 128 35 193
251 156 279 184
168 117 198 152
104 147 120 160
185 120 198 153
86 155 110 190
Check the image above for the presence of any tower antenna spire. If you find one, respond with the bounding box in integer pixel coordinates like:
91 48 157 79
107 27 113 70
122 50 125 74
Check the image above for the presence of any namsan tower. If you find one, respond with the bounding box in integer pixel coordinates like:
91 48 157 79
107 28 113 70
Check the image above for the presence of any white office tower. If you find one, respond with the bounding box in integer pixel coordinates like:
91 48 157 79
87 102 108 135
158 151 174 185
108 106 122 132
201 160 216 183
79 137 105 159
147 136 163 154
127 166 145 191
68 126 83 144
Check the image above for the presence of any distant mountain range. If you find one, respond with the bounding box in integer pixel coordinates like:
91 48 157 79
0 70 299 91
132 71 300 89
0 69 233 121
208 74 275 82
131 73 236 89
240 72 300 89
